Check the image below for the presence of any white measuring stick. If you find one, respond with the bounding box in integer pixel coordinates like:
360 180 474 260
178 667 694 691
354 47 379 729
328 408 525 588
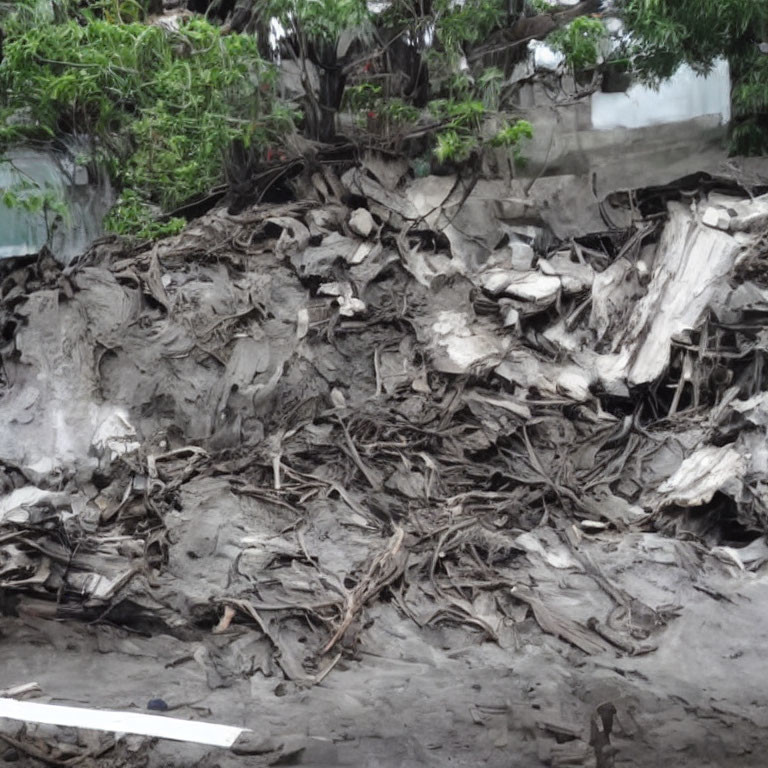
0 698 248 748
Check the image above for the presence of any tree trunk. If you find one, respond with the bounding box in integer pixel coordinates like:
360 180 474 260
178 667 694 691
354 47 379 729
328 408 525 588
316 66 346 142
305 40 346 143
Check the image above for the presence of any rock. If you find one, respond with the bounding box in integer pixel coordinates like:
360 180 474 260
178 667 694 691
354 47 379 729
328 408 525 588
268 216 311 256
509 242 535 270
503 307 520 327
426 311 509 374
330 387 347 408
290 232 356 277
503 272 561 303
480 269 518 295
318 281 367 316
349 207 374 238
231 732 281 756
539 253 594 293
362 153 410 190
305 207 342 236
486 243 535 272
702 206 731 230
296 308 309 340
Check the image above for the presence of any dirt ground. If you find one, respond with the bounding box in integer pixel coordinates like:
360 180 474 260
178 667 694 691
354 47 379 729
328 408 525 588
4 530 768 767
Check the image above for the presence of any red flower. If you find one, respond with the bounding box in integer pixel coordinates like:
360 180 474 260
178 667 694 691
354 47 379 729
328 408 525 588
367 111 377 119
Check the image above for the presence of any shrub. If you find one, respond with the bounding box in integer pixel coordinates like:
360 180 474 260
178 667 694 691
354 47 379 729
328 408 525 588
0 17 296 235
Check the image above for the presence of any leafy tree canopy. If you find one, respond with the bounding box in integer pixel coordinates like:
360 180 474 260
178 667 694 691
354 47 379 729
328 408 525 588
619 0 767 80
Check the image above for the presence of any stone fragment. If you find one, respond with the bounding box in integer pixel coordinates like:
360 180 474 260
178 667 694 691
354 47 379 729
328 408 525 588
349 207 374 238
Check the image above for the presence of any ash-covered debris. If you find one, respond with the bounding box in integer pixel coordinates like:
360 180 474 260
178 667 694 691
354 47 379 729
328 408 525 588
2 164 768 766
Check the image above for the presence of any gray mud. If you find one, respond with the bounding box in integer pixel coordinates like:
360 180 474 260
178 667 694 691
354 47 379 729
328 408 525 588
2 174 768 766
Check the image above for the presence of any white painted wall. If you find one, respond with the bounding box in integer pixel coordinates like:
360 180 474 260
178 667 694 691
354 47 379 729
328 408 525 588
591 58 731 130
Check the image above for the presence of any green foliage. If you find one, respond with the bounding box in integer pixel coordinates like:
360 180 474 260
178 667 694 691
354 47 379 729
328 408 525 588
410 155 431 178
267 0 370 42
104 189 186 239
433 0 506 53
434 129 477 164
79 0 150 23
429 98 486 131
491 118 533 147
343 85 419 134
618 0 768 154
490 118 533 165
342 82 382 111
381 0 506 56
732 53 768 118
423 49 474 99
0 17 294 235
730 48 768 155
0 0 54 32
730 118 768 156
433 117 532 165
620 0 768 82
428 98 533 165
1 183 68 219
429 98 483 162
343 61 532 165
379 98 421 125
1 0 158 32
0 166 70 243
477 66 504 110
548 16 607 72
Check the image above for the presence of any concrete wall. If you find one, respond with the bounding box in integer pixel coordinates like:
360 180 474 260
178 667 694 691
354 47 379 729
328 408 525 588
0 144 114 263
517 59 732 195
591 59 731 130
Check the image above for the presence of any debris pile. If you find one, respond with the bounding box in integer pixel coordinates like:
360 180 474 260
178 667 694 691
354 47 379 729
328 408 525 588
2 161 768 766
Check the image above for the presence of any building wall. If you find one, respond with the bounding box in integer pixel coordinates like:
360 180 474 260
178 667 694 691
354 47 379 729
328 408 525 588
516 59 732 194
591 59 731 130
0 144 114 263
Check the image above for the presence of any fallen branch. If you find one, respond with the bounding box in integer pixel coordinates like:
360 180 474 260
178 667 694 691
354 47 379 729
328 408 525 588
322 526 407 654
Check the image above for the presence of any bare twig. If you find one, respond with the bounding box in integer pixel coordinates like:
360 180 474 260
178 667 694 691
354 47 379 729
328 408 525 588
322 527 406 654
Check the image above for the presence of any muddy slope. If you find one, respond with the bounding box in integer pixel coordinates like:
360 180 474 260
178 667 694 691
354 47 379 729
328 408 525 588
2 168 768 766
